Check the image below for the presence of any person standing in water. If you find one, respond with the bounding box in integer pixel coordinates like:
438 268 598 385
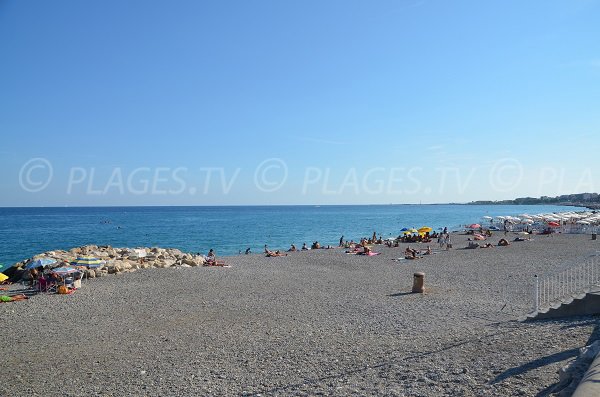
339 236 344 247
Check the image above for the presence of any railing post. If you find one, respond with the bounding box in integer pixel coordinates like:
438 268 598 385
534 274 539 312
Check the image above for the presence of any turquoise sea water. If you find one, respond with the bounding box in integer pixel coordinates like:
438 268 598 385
0 204 588 268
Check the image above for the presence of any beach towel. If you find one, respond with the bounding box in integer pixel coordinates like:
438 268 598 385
366 252 381 256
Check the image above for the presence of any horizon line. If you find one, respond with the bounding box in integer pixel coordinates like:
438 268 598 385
0 202 591 209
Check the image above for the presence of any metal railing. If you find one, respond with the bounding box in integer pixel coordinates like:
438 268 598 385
534 251 600 312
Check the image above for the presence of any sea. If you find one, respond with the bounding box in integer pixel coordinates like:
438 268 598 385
0 204 588 269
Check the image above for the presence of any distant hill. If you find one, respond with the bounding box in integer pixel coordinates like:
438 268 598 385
468 193 600 209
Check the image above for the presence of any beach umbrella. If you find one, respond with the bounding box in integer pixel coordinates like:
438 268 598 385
51 266 79 276
548 221 560 227
71 256 104 268
468 224 481 229
400 228 409 232
482 216 493 220
0 273 8 282
418 226 432 233
402 231 412 235
25 258 57 270
408 228 418 233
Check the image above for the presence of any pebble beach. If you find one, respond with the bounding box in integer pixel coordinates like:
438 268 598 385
1 232 599 396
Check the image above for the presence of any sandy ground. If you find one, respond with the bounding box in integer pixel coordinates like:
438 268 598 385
1 232 599 396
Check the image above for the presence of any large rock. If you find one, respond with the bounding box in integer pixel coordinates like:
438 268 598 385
92 251 109 258
162 259 176 268
167 248 184 257
182 258 196 267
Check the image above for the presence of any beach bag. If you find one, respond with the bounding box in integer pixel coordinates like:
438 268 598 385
57 285 69 295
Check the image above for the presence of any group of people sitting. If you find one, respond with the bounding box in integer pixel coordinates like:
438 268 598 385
400 233 434 244
24 265 83 294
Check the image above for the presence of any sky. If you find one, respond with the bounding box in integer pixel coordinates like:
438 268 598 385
1 0 599 206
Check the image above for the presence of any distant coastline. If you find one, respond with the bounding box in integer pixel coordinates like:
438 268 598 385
466 193 600 211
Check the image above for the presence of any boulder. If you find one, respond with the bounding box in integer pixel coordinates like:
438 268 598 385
181 258 194 266
92 251 109 258
107 265 121 274
162 259 176 268
167 248 184 257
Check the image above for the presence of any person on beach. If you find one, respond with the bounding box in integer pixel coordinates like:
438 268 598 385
28 268 39 286
498 238 510 246
405 247 418 259
302 243 308 250
288 244 297 252
1 294 28 302
266 250 287 257
339 236 344 247
445 233 452 250
48 272 62 284
245 248 251 254
264 245 270 254
205 249 217 265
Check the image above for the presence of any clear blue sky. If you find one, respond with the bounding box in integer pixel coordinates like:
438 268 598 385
1 0 599 206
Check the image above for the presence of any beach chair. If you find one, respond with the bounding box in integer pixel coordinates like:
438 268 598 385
38 277 57 293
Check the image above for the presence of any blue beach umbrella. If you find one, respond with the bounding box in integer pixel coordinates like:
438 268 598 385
51 266 79 276
71 256 104 268
25 258 57 270
400 228 409 232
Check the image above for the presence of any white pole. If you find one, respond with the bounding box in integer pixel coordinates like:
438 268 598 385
534 274 539 312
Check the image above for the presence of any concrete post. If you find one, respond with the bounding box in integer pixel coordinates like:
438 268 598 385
412 272 425 293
